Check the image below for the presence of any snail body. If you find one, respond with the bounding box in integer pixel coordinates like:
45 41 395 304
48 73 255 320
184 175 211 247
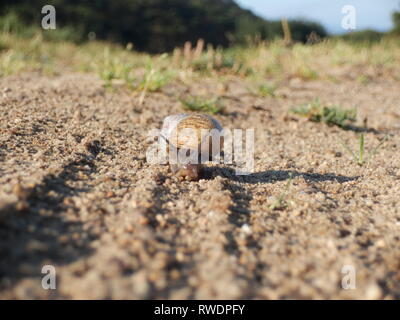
161 113 223 180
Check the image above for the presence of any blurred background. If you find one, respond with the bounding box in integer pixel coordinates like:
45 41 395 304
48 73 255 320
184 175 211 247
0 0 399 53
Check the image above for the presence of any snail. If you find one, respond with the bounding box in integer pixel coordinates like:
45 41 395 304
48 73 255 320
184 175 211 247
160 113 223 181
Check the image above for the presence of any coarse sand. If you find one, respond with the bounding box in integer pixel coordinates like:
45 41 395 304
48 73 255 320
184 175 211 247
0 72 399 299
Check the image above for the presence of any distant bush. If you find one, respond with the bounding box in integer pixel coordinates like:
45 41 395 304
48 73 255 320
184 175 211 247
337 11 400 43
0 11 35 37
391 11 400 34
339 29 384 43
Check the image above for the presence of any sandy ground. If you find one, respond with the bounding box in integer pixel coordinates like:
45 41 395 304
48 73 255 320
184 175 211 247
0 72 399 299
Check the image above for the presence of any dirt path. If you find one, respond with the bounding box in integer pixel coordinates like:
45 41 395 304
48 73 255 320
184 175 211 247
0 72 399 299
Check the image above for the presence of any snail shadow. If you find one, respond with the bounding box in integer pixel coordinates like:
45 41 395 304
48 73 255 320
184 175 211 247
203 166 359 185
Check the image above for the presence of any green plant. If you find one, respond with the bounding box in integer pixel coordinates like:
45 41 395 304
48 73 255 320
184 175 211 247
190 54 231 71
291 98 356 128
357 75 371 85
136 56 174 105
269 172 293 210
138 67 171 92
297 65 318 80
98 49 139 89
179 96 224 115
98 48 119 86
256 83 277 97
339 133 389 166
99 65 116 86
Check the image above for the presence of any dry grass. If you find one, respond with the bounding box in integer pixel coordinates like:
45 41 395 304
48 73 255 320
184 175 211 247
1 31 400 83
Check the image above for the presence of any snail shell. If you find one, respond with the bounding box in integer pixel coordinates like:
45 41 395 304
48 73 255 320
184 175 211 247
161 113 223 180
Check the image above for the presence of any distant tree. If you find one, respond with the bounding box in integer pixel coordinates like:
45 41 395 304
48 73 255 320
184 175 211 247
288 20 327 42
392 11 400 33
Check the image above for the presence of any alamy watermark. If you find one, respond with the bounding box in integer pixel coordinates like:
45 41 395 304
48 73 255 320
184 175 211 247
341 5 356 30
41 265 56 290
41 5 56 30
341 264 356 290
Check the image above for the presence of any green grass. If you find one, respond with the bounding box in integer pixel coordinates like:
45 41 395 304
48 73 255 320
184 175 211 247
269 172 293 210
339 133 389 166
291 98 357 129
356 75 371 85
99 59 137 88
296 65 318 80
179 96 224 115
98 51 173 91
250 82 277 97
137 66 173 92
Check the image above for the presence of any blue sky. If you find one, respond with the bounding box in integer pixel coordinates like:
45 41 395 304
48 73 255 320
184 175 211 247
236 0 400 34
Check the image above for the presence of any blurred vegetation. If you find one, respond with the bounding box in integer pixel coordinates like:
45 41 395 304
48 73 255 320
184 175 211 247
338 29 385 43
180 96 224 114
391 11 400 34
291 98 357 129
0 3 399 83
0 0 327 52
1 28 399 80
